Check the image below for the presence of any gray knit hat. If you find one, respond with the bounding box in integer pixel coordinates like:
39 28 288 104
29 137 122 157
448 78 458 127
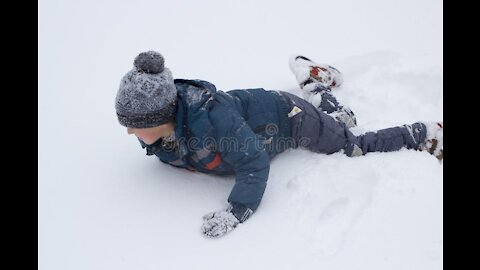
115 51 177 128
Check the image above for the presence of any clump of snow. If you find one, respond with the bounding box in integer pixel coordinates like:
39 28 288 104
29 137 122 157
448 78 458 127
185 87 208 105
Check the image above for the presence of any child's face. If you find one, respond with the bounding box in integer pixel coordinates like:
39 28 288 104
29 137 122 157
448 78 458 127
127 122 175 145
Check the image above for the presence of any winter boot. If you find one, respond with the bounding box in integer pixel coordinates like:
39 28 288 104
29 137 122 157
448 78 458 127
289 54 344 90
418 122 443 161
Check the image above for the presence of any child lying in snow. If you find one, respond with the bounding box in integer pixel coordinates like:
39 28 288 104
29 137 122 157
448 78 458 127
115 51 443 238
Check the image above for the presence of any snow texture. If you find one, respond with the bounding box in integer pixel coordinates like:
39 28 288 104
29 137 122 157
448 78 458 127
39 0 443 269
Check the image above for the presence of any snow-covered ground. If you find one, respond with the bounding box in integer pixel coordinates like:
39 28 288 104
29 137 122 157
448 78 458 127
39 0 443 269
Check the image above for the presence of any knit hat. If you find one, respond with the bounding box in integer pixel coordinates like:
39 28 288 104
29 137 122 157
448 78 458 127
115 51 177 128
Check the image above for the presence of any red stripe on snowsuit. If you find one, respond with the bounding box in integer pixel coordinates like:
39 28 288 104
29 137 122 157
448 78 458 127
205 153 222 170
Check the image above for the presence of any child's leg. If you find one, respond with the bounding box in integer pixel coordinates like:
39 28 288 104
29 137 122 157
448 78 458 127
289 55 357 128
355 123 427 155
281 91 359 155
280 91 429 157
303 84 357 128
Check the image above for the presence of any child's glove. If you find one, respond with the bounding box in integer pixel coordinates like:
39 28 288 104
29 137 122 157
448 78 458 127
201 208 240 238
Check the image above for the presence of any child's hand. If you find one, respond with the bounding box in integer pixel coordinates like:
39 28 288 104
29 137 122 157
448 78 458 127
201 209 240 238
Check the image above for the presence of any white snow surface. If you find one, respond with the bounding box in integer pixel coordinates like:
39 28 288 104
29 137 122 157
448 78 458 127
39 0 443 269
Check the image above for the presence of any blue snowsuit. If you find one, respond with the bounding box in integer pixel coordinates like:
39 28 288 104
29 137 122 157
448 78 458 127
140 79 427 222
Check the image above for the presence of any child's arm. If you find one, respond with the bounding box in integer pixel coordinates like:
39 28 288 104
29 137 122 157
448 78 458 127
201 105 270 238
